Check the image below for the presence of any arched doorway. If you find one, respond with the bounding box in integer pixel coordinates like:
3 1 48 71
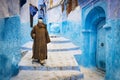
84 6 106 71
93 16 106 71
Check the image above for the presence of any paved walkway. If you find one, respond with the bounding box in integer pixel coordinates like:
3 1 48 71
11 35 104 80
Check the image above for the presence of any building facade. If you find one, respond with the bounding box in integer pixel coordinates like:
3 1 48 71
60 0 120 80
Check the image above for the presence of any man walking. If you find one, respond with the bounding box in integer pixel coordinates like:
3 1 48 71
31 18 50 65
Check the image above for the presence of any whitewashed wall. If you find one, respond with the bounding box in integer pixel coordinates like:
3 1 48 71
67 6 81 23
0 0 19 18
47 5 62 23
47 0 63 23
20 0 38 23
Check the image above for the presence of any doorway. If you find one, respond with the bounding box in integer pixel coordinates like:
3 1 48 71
84 6 106 71
96 19 106 71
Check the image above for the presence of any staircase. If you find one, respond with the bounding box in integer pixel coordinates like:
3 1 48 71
11 35 83 80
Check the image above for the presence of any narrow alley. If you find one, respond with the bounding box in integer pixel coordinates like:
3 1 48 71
0 0 120 80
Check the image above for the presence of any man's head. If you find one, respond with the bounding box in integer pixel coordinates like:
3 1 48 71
38 17 43 23
38 19 43 23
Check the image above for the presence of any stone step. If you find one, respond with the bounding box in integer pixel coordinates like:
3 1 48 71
21 36 78 50
21 49 81 58
50 36 70 41
21 46 80 52
14 36 84 80
21 40 80 53
12 51 84 80
48 50 82 55
11 70 83 80
19 51 79 68
19 65 80 71
21 41 79 49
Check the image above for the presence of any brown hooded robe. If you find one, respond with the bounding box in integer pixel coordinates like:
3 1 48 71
31 22 50 60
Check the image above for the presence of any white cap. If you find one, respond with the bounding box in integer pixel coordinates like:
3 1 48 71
38 19 43 22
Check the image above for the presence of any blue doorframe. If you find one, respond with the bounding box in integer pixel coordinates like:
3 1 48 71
82 6 106 70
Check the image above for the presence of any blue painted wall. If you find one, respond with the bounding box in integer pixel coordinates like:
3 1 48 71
61 21 82 47
105 19 120 80
105 0 120 79
58 0 107 68
48 1 107 68
0 15 21 80
81 2 107 68
61 0 120 80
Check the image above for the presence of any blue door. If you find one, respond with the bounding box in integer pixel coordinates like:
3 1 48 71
96 27 106 71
